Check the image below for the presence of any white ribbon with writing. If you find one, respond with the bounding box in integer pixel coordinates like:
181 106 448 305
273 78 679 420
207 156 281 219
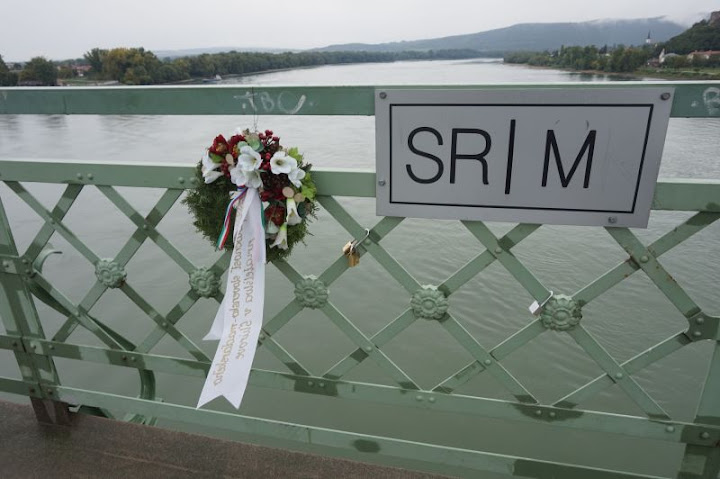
197 188 266 409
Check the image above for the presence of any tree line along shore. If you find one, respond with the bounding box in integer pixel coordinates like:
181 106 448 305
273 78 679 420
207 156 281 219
505 15 720 79
0 48 492 87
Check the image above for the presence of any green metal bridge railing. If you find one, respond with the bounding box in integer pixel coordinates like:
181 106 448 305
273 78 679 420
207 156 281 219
0 82 719 478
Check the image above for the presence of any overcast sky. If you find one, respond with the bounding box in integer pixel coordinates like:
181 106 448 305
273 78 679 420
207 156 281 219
1 0 716 61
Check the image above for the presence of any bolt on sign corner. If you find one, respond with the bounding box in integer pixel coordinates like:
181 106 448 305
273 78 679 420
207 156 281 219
375 88 673 228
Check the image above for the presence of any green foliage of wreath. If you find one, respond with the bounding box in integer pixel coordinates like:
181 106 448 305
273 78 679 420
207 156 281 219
183 132 318 263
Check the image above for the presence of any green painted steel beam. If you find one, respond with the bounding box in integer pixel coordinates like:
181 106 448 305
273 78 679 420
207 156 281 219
555 333 692 410
0 160 379 197
5 335 720 446
2 161 718 212
0 191 61 393
0 159 196 189
43 385 666 479
0 86 374 116
0 376 42 397
678 342 720 477
0 82 718 117
651 180 720 213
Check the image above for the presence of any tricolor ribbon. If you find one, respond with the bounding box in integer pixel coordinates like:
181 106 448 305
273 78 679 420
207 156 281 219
216 187 247 250
197 187 266 409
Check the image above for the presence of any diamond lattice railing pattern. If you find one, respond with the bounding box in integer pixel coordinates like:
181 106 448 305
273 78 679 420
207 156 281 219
1 83 720 479
2 170 720 478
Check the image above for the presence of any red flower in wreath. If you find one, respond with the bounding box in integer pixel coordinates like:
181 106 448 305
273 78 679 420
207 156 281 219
264 204 286 226
209 135 229 156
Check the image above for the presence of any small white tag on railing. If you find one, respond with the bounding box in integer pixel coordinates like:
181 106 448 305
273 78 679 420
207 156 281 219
529 291 554 316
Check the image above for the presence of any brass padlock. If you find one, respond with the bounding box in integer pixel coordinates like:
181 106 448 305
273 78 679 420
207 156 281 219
342 241 360 267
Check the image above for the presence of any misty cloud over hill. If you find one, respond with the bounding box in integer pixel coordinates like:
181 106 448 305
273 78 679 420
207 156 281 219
314 17 686 53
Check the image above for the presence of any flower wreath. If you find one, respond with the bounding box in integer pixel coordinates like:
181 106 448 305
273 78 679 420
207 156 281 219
184 128 317 262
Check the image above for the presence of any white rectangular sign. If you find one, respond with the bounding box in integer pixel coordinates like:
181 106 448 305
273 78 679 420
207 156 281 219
375 88 673 227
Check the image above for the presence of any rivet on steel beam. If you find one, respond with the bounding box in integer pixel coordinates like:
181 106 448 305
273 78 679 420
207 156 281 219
549 412 556 418
87 173 94 180
189 177 198 185
428 397 435 403
666 426 675 433
30 344 36 350
142 225 148 230
131 357 136 362
48 345 54 350
483 359 492 366
364 346 372 352
693 331 703 338
607 216 617 224
379 92 387 99
22 258 29 264
76 173 83 179
308 381 314 386
161 322 168 328
12 341 18 348
615 372 624 379
318 382 325 388
494 247 502 254
377 179 386 186
696 317 705 324
178 177 185 184
47 389 53 395
416 395 423 401
639 255 649 263
259 334 265 340
701 432 711 439
121 355 127 361
535 410 542 416
660 92 671 101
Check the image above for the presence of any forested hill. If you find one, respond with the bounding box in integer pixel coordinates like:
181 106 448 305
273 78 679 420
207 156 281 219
316 17 686 53
662 12 720 54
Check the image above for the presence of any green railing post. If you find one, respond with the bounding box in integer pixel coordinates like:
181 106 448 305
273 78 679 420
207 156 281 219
0 193 66 424
678 340 720 478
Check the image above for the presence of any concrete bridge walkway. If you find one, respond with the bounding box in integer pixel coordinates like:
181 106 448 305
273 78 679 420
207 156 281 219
0 400 451 478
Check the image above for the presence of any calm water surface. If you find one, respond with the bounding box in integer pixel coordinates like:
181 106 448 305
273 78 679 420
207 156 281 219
1 59 718 476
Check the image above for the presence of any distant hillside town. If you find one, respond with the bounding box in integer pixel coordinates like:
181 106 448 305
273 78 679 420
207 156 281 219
504 11 720 77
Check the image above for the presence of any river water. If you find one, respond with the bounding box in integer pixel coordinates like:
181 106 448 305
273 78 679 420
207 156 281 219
0 59 718 476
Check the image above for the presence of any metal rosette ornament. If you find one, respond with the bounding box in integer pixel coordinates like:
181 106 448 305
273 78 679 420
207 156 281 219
184 128 318 262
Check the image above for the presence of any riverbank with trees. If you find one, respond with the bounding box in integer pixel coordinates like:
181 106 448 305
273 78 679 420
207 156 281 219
0 48 490 86
503 15 720 80
504 45 720 80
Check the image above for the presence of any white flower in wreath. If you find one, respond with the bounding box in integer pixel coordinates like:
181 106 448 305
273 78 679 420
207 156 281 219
270 223 288 249
285 198 302 226
287 166 306 188
269 151 297 175
201 151 223 184
231 168 263 189
238 145 262 171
